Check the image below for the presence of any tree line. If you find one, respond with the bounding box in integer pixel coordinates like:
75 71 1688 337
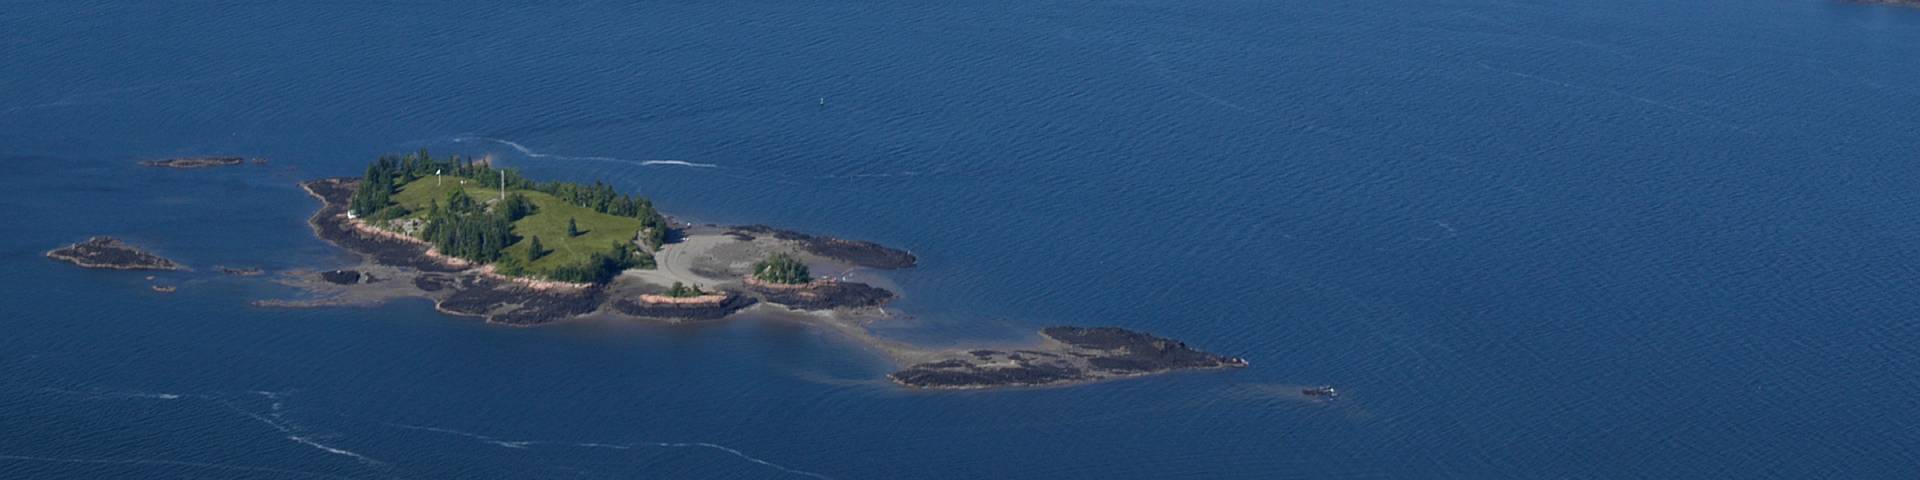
345 151 662 283
347 150 670 247
418 189 522 263
752 253 811 285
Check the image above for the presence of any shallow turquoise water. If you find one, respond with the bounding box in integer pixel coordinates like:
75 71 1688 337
3 1 1919 478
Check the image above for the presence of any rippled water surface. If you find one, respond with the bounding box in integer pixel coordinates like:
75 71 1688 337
3 0 1919 478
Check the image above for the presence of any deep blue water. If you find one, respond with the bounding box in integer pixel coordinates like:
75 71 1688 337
4 0 1919 478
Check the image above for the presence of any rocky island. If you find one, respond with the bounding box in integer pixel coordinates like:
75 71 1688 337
139 156 249 169
47 236 183 270
891 327 1250 389
267 152 1245 389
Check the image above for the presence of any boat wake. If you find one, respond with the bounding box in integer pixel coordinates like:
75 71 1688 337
452 135 718 168
29 387 387 469
1475 62 1753 136
384 422 833 479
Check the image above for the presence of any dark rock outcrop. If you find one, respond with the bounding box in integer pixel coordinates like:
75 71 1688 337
320 270 362 285
139 157 245 169
1045 326 1245 373
749 281 894 310
611 294 758 320
889 327 1247 389
217 266 265 276
732 225 916 269
436 277 605 325
46 237 182 271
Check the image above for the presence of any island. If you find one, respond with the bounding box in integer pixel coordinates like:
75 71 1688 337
890 327 1250 389
264 151 1246 389
47 236 183 270
138 156 249 169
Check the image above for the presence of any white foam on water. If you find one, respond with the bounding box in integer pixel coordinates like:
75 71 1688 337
640 160 719 168
1476 62 1753 136
212 395 386 466
453 135 718 168
387 422 832 479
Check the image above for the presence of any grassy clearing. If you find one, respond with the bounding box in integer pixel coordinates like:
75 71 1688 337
390 175 644 275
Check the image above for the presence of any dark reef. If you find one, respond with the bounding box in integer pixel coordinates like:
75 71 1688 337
320 270 362 285
889 327 1248 389
217 266 265 276
749 281 895 310
611 294 759 320
46 237 183 271
732 225 917 269
1047 326 1246 373
139 156 246 169
435 277 605 325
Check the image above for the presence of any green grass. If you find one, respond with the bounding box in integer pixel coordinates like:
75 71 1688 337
389 175 645 276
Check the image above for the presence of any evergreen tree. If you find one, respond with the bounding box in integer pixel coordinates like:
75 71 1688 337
752 253 811 284
527 236 545 261
567 217 580 237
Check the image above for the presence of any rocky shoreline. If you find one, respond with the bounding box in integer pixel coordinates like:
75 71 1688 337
47 237 183 271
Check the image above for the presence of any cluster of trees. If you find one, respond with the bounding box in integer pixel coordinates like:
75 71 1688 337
752 253 811 285
546 242 644 284
665 282 707 298
346 151 668 283
419 189 520 263
351 150 670 247
348 162 403 219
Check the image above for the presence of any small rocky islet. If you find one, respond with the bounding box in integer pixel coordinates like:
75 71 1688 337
138 156 256 169
46 236 183 271
891 327 1250 389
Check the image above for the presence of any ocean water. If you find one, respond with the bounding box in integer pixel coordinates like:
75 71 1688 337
3 0 1919 478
